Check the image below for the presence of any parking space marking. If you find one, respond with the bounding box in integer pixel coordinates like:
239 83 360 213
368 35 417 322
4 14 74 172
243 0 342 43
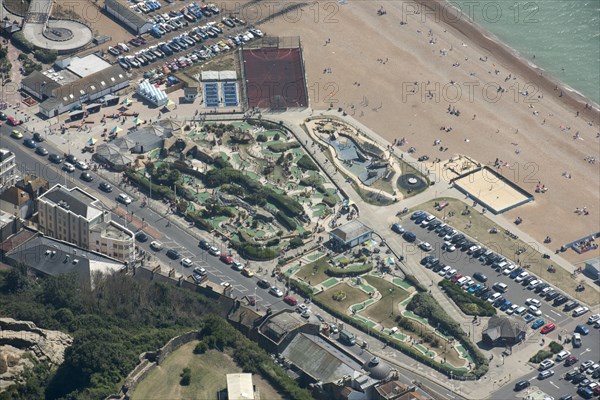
550 310 562 317
528 376 537 382
234 285 248 292
549 381 559 389
579 348 591 356
544 314 556 322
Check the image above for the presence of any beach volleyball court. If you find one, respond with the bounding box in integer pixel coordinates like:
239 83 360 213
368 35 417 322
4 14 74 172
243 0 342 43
453 167 533 214
242 37 308 109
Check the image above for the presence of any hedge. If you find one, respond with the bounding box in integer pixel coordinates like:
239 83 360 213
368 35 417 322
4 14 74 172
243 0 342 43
266 191 303 217
232 241 279 261
125 169 175 201
267 142 300 153
289 279 481 379
297 155 318 171
326 264 373 277
529 350 553 363
403 274 427 293
185 211 214 233
438 280 496 316
549 341 563 354
275 211 297 231
11 32 34 52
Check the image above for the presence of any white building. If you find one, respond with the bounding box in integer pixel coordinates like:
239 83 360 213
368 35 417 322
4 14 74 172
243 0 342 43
37 185 134 262
0 149 17 193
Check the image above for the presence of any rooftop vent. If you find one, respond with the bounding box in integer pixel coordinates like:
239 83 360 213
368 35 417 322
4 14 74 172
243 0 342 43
73 259 79 264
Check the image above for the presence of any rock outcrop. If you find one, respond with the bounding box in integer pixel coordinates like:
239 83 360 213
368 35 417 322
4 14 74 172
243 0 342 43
0 318 73 391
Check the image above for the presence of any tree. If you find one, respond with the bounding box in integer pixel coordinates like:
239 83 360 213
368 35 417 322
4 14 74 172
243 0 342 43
34 49 58 64
180 368 191 386
289 238 303 249
3 264 30 293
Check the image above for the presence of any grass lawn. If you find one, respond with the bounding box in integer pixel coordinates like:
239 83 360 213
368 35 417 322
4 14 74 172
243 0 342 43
407 198 599 305
362 276 409 328
315 283 370 315
295 257 330 285
132 342 282 400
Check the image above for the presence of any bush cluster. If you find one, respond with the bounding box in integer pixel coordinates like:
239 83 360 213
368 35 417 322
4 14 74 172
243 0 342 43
529 350 553 363
438 280 496 316
325 264 373 277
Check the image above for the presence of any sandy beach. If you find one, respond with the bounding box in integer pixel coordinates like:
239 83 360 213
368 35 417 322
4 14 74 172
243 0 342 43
259 0 599 263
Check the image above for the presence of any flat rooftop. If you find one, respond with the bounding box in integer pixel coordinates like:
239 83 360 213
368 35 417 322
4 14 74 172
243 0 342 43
67 55 112 78
39 185 103 221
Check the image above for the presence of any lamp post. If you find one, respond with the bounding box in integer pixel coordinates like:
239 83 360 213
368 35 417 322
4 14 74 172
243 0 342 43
390 288 395 316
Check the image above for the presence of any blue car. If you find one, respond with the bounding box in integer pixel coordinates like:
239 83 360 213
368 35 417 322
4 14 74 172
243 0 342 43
403 231 417 242
494 297 506 307
391 223 405 234
523 314 535 323
532 319 545 329
510 268 524 279
467 283 481 294
414 215 427 224
410 211 425 220
500 301 512 311
575 324 590 335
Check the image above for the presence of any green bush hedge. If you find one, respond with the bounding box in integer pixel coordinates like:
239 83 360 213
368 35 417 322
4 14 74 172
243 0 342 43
549 341 563 354
529 350 553 363
185 211 214 233
275 211 297 231
232 242 279 261
11 32 33 52
326 264 373 277
126 169 175 201
267 142 300 153
34 49 57 64
438 280 496 316
297 155 318 171
403 274 427 293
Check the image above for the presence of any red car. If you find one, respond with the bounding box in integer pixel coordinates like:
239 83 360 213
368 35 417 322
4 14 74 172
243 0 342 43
564 355 578 367
594 386 600 396
7 116 20 126
219 254 233 264
283 296 298 306
450 273 462 283
540 323 556 334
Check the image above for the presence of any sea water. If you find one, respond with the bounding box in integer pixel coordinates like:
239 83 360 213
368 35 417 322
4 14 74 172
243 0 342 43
450 0 600 106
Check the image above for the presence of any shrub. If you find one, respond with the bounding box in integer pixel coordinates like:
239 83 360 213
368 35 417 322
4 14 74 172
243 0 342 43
233 243 279 261
11 32 33 52
180 368 191 386
332 290 346 301
289 237 303 249
34 49 58 64
322 194 338 207
438 280 496 316
297 155 318 171
325 263 372 277
267 142 300 153
275 211 297 231
256 134 268 142
529 350 553 363
548 341 563 354
193 341 208 354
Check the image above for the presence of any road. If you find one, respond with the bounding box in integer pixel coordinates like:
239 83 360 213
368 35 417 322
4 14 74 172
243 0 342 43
1 125 455 399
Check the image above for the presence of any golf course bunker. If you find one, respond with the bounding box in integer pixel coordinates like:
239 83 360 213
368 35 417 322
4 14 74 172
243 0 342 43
452 166 534 214
398 173 427 191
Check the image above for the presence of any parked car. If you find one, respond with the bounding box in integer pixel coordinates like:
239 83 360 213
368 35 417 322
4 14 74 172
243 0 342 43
575 324 590 335
419 242 432 251
180 258 193 267
540 322 556 334
269 286 283 297
564 355 578 367
23 138 37 148
117 193 132 204
573 306 589 317
219 254 233 264
403 231 416 242
35 147 48 156
283 296 298 306
75 160 89 170
63 162 75 172
514 380 530 391
538 370 554 380
65 155 77 164
257 279 270 289
150 241 163 251
199 240 210 250
208 246 221 256
555 350 571 361
473 272 488 282
166 249 180 259
391 223 405 234
241 267 255 277
539 359 555 370
48 154 63 164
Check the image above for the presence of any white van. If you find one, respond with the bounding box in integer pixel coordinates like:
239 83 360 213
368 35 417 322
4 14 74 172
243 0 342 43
493 282 508 293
